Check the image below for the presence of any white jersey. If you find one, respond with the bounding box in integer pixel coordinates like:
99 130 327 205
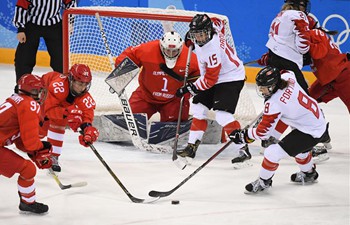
193 25 245 91
266 10 310 69
248 70 327 140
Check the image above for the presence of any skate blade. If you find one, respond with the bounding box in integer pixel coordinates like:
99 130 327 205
312 154 330 164
244 188 270 195
19 210 48 215
233 161 253 169
290 180 318 185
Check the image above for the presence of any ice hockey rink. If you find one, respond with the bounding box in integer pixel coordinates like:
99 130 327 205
0 63 349 225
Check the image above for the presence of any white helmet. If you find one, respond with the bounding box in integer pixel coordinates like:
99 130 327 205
160 31 183 69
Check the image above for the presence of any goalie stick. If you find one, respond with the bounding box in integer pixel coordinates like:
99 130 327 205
86 141 159 203
159 63 199 82
149 112 263 198
160 59 257 83
243 59 258 66
95 13 171 154
49 168 88 190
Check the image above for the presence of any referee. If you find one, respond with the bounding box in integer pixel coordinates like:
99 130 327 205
13 0 76 90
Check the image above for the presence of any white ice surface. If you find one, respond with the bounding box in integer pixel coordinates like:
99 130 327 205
0 64 349 225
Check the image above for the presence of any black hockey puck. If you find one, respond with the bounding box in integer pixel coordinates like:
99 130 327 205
171 200 180 205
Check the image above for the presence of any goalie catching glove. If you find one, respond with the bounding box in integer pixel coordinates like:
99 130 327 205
64 105 83 132
229 129 255 144
79 123 99 147
176 82 198 97
28 141 53 169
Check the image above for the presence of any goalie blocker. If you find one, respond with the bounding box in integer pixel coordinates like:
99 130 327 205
105 57 140 96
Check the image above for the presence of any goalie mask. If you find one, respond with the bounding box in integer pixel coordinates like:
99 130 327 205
255 66 281 99
284 0 311 14
68 64 92 96
18 74 47 104
160 31 183 69
189 14 213 46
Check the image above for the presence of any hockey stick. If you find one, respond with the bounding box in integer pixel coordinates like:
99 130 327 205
149 112 263 198
243 60 258 66
86 141 159 203
95 13 171 154
159 63 199 82
49 168 87 190
172 45 193 169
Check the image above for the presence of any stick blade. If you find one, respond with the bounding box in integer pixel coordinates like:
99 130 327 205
148 190 170 198
71 181 88 188
172 157 187 170
131 196 160 204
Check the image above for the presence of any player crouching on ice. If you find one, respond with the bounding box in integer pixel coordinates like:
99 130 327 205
40 64 99 172
0 74 52 214
229 66 330 193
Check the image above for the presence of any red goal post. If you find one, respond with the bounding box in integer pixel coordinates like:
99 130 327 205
62 6 256 125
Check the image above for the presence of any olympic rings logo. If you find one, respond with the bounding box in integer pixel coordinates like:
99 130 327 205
310 13 350 47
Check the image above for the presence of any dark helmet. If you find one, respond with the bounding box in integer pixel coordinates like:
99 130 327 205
68 64 92 96
18 74 47 104
255 66 281 99
284 0 311 14
188 14 213 46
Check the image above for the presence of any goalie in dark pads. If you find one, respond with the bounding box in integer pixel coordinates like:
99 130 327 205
114 31 200 122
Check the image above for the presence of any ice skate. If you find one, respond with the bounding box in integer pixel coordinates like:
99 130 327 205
245 177 272 194
231 144 252 169
51 155 61 172
312 140 331 163
290 166 319 185
19 201 49 214
176 140 200 165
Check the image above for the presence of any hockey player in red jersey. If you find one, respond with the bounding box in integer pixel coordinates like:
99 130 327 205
229 66 330 193
175 14 247 166
0 74 52 214
307 27 350 113
114 31 200 122
257 0 311 94
40 64 99 172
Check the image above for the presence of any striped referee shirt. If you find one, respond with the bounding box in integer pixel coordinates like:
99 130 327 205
13 0 76 32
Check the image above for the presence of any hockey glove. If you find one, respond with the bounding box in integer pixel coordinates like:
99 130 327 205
229 129 255 144
28 141 52 169
261 136 279 148
79 126 99 147
257 52 269 66
65 105 83 132
184 31 194 49
176 82 198 97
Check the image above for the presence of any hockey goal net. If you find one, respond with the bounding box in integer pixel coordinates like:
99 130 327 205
62 6 256 125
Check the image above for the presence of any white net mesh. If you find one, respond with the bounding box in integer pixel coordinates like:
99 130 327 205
63 6 256 125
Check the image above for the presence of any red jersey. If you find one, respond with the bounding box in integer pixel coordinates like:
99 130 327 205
309 29 348 85
115 40 200 104
0 94 43 152
42 71 96 124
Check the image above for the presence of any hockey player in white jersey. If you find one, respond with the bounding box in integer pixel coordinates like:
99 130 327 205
229 66 330 193
175 14 248 166
258 0 311 94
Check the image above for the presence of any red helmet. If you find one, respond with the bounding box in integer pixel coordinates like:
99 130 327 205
18 74 47 104
68 64 92 96
69 64 92 83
